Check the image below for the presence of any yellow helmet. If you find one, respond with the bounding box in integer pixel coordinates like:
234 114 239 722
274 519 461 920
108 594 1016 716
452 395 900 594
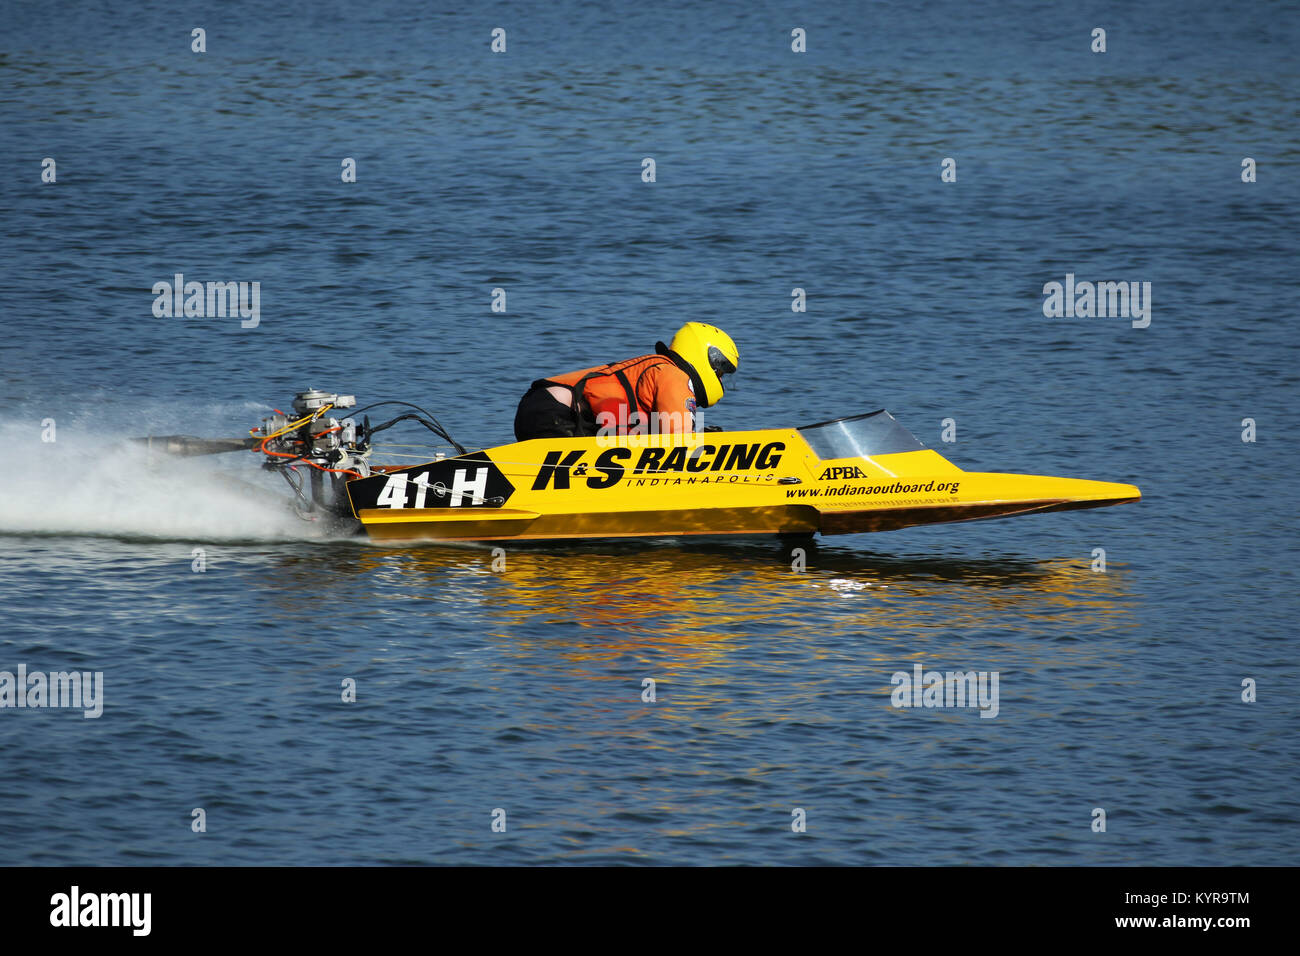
667 322 739 408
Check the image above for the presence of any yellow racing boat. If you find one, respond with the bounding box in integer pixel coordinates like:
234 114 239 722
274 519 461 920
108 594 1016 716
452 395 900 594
346 409 1140 542
137 390 1141 543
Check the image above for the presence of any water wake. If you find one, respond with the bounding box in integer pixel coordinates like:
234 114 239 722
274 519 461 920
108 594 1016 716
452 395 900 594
0 410 331 542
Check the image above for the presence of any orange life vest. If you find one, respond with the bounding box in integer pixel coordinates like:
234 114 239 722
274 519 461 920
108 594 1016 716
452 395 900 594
534 351 700 435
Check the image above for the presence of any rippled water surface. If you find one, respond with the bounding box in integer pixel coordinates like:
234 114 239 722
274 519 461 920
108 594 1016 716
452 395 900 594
1 0 1297 864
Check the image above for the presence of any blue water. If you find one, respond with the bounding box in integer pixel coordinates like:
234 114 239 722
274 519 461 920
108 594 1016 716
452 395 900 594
1 0 1297 864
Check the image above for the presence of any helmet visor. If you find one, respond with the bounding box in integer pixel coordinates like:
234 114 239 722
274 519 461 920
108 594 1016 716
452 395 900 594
707 345 736 382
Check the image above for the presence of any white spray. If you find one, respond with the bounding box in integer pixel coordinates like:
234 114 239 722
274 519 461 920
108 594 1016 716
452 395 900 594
0 403 334 542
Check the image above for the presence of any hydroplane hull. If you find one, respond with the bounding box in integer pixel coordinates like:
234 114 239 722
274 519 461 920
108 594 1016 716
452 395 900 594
343 411 1140 542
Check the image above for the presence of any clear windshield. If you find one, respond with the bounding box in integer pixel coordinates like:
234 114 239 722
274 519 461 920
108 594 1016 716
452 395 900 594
798 410 927 459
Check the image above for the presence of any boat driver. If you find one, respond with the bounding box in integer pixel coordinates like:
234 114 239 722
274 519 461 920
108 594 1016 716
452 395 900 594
513 322 739 441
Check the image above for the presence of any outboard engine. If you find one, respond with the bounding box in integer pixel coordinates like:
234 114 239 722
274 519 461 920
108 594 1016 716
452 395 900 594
253 388 372 518
132 386 465 528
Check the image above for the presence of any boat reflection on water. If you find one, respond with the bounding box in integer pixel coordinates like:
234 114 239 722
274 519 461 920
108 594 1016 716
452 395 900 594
265 536 1138 674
